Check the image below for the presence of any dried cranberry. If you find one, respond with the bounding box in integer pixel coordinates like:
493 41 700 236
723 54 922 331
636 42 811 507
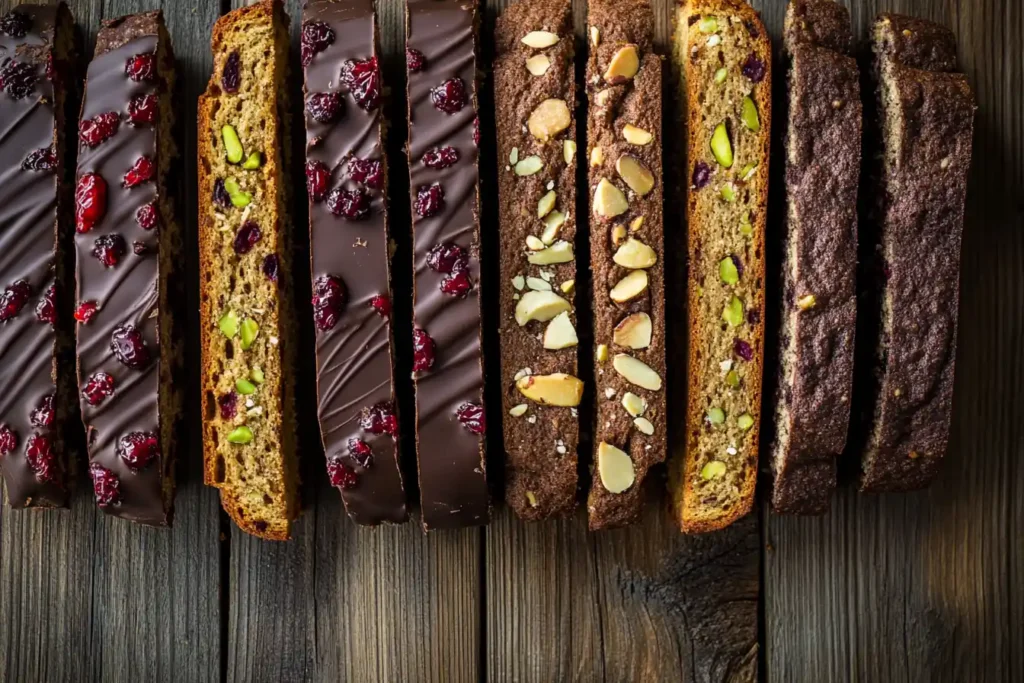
35 284 56 325
306 92 343 123
426 242 467 273
339 57 380 111
455 402 485 435
412 328 436 372
233 221 262 255
0 10 31 37
82 372 115 406
89 463 121 507
421 146 459 169
369 294 390 320
730 254 744 277
221 51 241 93
741 53 766 83
326 458 357 489
414 183 445 217
327 187 370 220
22 147 57 172
25 435 57 483
92 234 126 268
30 394 55 429
301 21 335 67
692 161 711 189
0 280 31 322
441 270 472 298
128 93 158 125
110 323 150 369
347 157 383 190
75 300 99 324
406 48 426 72
0 59 35 99
473 117 480 147
136 203 158 230
125 52 157 82
213 178 231 208
117 431 159 472
76 173 108 233
45 53 56 83
312 274 345 331
744 20 759 39
79 112 119 147
305 160 330 202
262 254 279 282
123 156 155 188
347 438 373 468
733 338 753 362
359 401 398 436
747 309 760 325
218 391 238 420
430 77 467 114
0 424 16 455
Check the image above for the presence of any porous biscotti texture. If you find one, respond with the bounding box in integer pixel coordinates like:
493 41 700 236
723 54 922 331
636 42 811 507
198 0 299 540
670 0 771 533
0 3 76 509
770 0 860 515
494 0 580 521
855 13 973 492
585 0 667 530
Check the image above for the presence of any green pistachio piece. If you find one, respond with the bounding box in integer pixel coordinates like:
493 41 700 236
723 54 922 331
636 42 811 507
725 370 740 387
242 151 263 170
701 460 727 480
224 177 252 208
720 183 736 202
737 413 754 430
218 310 240 338
740 162 758 181
710 123 733 168
240 318 259 350
740 221 754 237
707 407 725 424
722 296 744 326
227 426 253 444
719 256 739 285
236 378 256 395
250 366 265 384
698 16 718 33
714 67 728 84
222 125 244 164
741 96 760 132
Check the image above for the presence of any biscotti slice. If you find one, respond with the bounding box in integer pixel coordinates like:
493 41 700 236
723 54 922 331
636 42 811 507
302 0 407 524
0 3 76 509
407 0 489 530
769 0 860 514
199 0 299 540
669 0 771 533
855 14 973 492
494 0 580 521
585 0 666 530
74 11 180 525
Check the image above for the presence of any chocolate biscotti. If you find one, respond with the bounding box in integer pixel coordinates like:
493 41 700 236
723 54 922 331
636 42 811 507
407 0 489 530
73 11 180 525
302 0 407 525
854 14 973 492
770 0 860 514
199 0 299 540
585 0 666 530
670 0 771 533
494 0 581 521
0 3 76 509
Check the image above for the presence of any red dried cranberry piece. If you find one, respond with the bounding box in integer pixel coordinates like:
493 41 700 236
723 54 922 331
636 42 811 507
117 431 159 472
414 183 445 217
0 59 36 99
213 178 231 208
741 53 766 83
744 20 759 38
218 391 238 420
312 274 346 331
221 51 241 93
473 117 480 147
430 77 467 114
25 435 57 483
45 53 57 83
406 48 426 72
692 161 711 189
369 294 391 320
0 280 31 322
89 463 121 507
426 242 467 274
22 147 57 172
30 394 55 429
441 270 473 298
455 402 485 435
326 458 357 489
421 146 459 169
747 309 760 325
92 234 126 268
128 93 158 125
359 401 398 436
306 92 343 123
0 424 16 455
75 300 99 324
0 10 31 38
733 338 753 362
233 221 262 255
305 160 330 202
125 52 157 82
35 284 56 325
82 372 115 406
347 157 383 190
339 56 380 111
136 203 158 230
327 187 370 220
80 112 120 148
123 156 155 188
110 323 150 369
262 254 279 282
347 438 374 468
730 254 744 277
412 328 436 372
300 21 335 67
76 173 108 233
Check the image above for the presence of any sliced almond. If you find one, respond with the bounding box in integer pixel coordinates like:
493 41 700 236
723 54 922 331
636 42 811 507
797 294 817 310
597 442 635 493
621 392 646 417
528 99 571 142
596 343 609 362
528 240 574 265
526 235 545 251
629 216 644 232
522 31 559 49
511 274 525 290
622 124 653 146
537 190 557 218
509 147 519 165
611 224 627 246
593 178 628 218
633 417 655 435
543 311 578 350
603 45 639 84
616 155 655 196
515 290 571 326
525 490 539 507
613 237 657 269
612 353 662 390
590 146 604 167
514 155 544 176
563 140 576 164
516 372 584 407
609 270 648 303
541 211 566 244
589 26 600 46
560 279 575 294
525 276 551 291
613 312 652 349
525 54 552 76
509 403 528 417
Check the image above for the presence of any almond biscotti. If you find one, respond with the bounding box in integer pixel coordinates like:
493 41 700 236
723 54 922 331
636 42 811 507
670 0 771 533
198 0 299 540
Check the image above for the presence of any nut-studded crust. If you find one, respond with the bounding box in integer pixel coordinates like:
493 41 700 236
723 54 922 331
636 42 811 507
669 0 771 534
494 0 580 521
769 0 860 515
854 14 973 492
585 0 667 530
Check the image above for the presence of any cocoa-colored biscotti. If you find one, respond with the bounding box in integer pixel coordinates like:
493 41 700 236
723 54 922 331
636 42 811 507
406 0 489 530
494 0 581 521
854 13 973 492
0 3 76 509
585 0 667 530
198 0 299 540
74 10 180 525
302 0 407 525
770 0 860 514
669 0 771 533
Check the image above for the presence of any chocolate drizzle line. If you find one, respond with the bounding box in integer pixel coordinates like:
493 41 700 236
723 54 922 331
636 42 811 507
303 0 407 525
407 0 489 530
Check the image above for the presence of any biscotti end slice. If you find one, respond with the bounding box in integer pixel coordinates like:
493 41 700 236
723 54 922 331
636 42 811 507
199 0 299 540
494 0 580 521
669 0 771 533
855 15 973 492
0 3 76 509
769 0 860 515
585 0 667 531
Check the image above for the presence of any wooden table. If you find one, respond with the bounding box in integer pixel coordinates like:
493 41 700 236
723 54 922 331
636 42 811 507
1 0 1019 681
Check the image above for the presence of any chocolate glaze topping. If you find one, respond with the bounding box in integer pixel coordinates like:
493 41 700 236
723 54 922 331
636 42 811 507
0 4 72 508
303 0 407 525
407 0 489 529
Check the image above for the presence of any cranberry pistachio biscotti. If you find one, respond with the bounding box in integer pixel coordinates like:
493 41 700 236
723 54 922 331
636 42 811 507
670 0 771 533
199 0 299 540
